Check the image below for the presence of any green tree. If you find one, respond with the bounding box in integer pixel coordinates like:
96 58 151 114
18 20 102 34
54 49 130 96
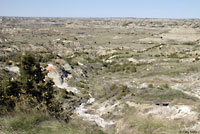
18 52 54 104
0 52 63 118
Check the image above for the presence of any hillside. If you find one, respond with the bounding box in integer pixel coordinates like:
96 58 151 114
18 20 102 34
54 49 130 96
1 17 200 134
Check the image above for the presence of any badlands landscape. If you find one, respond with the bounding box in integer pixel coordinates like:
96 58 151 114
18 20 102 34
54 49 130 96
1 17 200 134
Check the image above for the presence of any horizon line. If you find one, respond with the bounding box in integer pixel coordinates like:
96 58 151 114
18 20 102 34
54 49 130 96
1 15 200 20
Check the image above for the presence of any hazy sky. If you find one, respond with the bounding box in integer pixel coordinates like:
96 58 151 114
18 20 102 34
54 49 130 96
0 0 199 18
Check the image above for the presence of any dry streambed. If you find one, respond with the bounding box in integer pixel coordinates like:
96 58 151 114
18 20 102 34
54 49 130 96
46 63 115 128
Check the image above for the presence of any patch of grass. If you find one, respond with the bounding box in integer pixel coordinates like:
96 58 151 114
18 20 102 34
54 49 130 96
143 69 182 77
157 89 188 100
0 113 108 134
130 118 179 134
137 120 164 134
137 88 197 102
9 113 50 131
186 65 199 72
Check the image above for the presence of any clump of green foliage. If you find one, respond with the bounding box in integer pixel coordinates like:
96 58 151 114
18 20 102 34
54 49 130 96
148 84 154 88
168 53 179 58
102 84 131 100
0 52 65 120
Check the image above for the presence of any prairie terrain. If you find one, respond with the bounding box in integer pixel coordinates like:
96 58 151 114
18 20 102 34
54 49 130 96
1 17 200 134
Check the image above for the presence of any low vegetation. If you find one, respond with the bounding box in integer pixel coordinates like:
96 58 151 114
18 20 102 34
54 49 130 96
105 62 136 73
0 113 107 134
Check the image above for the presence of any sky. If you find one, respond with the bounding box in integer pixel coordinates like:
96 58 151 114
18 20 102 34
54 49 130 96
0 0 199 18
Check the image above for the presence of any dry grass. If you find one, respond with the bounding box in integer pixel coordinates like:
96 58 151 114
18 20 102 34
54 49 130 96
115 106 181 134
0 112 108 134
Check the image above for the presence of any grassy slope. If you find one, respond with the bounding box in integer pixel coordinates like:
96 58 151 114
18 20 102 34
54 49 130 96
0 112 107 134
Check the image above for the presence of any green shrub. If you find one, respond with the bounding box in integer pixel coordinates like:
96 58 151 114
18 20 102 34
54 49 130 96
168 53 179 58
148 84 154 88
18 52 54 105
125 51 129 54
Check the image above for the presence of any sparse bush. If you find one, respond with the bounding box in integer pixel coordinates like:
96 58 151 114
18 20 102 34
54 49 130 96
168 53 179 58
102 84 131 100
